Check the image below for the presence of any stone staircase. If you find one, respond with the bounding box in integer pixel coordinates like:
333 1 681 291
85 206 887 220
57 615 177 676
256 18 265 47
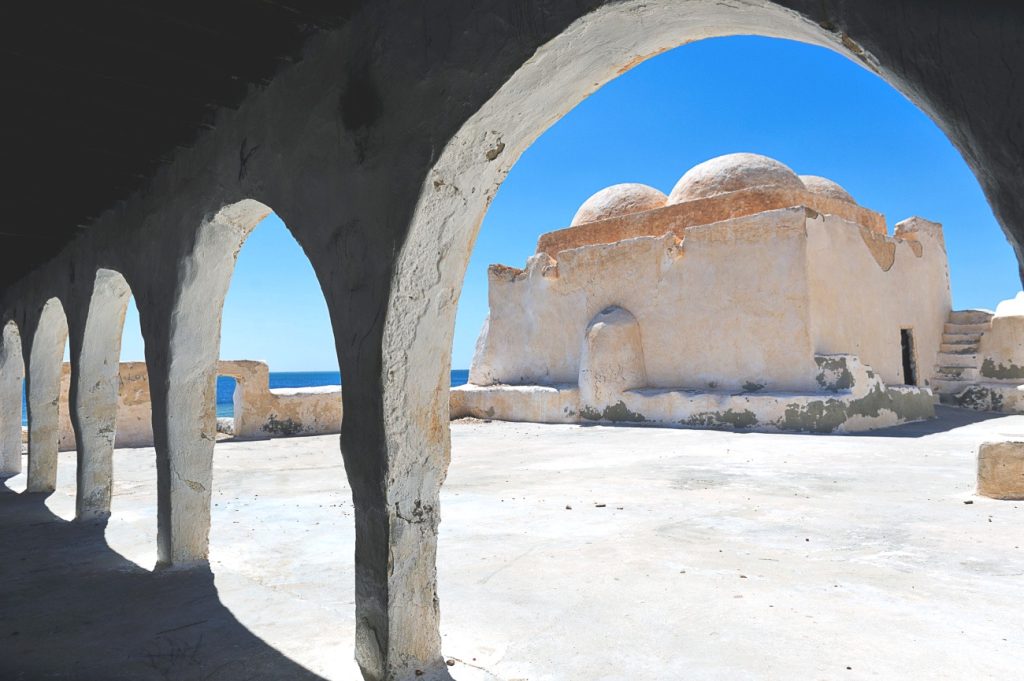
931 309 993 397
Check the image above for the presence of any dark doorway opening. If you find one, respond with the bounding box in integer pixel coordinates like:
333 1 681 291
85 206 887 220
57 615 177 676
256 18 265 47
900 328 917 386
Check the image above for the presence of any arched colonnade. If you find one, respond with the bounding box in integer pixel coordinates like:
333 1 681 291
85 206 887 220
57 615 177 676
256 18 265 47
1 3 1021 679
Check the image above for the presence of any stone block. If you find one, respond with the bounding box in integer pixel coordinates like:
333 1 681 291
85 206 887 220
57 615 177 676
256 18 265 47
978 442 1024 500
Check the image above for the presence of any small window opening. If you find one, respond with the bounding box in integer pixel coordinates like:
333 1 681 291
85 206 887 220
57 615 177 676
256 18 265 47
900 328 917 386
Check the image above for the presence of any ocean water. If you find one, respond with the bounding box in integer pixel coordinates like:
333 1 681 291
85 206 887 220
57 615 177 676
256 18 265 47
18 370 472 423
215 369 470 417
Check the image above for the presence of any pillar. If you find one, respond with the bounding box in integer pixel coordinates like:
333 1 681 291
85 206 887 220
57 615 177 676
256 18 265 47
0 321 25 475
26 298 68 493
70 269 131 520
146 200 270 567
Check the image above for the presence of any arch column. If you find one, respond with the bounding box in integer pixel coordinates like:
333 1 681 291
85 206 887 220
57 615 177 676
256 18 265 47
0 321 25 475
26 298 68 494
326 258 454 681
144 201 270 567
69 270 132 520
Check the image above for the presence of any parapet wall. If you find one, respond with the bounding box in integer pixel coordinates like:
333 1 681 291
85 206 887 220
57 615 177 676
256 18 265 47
55 360 342 450
535 186 886 258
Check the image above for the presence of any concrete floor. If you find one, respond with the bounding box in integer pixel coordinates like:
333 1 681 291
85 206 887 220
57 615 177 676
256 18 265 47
1 406 1023 680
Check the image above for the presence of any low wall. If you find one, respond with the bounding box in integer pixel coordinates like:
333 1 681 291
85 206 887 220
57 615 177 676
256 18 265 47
217 360 342 439
56 360 342 450
58 362 153 450
451 354 934 434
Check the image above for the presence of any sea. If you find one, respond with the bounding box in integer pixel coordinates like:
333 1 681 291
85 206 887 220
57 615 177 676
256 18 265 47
21 370 471 423
215 369 470 417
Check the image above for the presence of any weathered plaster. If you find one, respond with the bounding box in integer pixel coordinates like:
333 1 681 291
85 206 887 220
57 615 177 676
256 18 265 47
454 354 933 433
0 321 24 475
471 184 949 399
69 269 131 520
25 298 68 494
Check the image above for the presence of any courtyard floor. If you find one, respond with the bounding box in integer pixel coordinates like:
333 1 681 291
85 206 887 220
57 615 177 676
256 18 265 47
1 406 1022 680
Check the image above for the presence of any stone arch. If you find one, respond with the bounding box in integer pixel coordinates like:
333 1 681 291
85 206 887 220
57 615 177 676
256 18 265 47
153 198 270 566
0 320 25 475
379 4 1018 676
26 297 69 494
69 268 133 521
149 198 341 567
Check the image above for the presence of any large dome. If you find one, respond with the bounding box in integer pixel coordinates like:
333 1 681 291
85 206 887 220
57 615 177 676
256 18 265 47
799 175 857 204
571 183 667 226
667 153 805 204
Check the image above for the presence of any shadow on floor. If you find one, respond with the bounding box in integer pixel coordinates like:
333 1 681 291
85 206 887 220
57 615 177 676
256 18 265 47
0 482 328 681
858 404 1010 438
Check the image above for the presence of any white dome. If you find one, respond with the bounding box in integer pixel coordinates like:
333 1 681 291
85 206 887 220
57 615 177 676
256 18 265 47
667 153 805 204
571 183 668 226
799 175 857 204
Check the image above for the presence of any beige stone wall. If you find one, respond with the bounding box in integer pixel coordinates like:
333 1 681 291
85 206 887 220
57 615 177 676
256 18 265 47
56 360 342 450
472 204 951 399
806 215 951 388
58 362 153 451
472 206 820 392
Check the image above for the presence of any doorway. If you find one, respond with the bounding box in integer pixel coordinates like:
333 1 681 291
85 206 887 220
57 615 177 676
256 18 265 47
900 328 917 386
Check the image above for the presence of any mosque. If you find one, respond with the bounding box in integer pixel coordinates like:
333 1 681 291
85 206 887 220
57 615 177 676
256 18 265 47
452 153 1024 432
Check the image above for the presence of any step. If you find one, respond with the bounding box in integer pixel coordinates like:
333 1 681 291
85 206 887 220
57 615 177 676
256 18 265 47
940 342 980 353
941 332 983 344
931 378 971 394
935 352 978 368
944 322 989 335
949 309 993 325
934 365 979 381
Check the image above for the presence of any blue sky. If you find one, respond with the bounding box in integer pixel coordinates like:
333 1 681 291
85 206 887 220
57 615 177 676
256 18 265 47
117 36 1018 372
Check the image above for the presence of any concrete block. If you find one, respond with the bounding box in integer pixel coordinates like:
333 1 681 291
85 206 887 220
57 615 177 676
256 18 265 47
978 441 1024 499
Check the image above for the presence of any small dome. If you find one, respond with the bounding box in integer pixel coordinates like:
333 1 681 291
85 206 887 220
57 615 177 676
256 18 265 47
667 153 805 204
799 175 857 204
571 183 667 226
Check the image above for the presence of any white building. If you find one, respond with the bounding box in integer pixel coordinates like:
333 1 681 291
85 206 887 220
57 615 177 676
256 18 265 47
453 153 963 432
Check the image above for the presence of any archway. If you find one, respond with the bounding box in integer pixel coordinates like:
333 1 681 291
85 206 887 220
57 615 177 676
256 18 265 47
437 31 1020 674
153 201 355 674
81 283 162 568
151 198 347 577
378 4 1023 677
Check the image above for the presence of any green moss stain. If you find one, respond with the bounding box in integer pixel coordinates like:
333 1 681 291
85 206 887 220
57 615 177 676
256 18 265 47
262 416 304 436
782 399 849 433
814 356 854 392
682 409 757 430
782 384 934 432
581 401 646 423
981 358 1024 380
956 385 1005 412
